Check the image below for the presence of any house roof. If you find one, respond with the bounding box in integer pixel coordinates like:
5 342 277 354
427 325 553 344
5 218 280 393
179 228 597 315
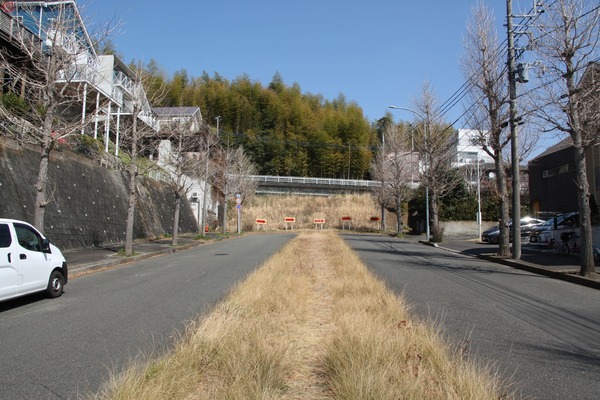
531 137 573 160
579 61 600 87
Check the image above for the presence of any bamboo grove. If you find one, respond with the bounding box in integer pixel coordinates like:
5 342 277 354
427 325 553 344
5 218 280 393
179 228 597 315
143 65 377 179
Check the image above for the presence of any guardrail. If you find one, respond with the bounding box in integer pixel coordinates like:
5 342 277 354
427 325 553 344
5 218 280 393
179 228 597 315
248 175 380 188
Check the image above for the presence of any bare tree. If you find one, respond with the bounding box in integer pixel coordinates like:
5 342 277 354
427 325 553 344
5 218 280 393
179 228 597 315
118 64 166 255
196 129 220 236
461 1 513 255
0 3 110 232
213 143 258 233
158 121 204 245
534 0 599 277
370 123 414 235
413 82 463 242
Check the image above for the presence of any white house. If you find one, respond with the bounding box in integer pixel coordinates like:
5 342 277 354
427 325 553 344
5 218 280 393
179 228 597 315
453 129 494 167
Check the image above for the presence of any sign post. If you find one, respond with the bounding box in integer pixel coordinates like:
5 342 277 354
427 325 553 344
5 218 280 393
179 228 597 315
255 218 267 231
341 216 352 230
313 218 325 230
284 217 295 230
370 216 380 230
235 195 242 234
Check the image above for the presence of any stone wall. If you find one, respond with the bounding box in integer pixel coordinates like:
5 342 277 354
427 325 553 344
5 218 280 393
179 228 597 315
0 138 198 250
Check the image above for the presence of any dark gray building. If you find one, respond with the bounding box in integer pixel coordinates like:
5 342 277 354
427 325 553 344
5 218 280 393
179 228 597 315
528 138 579 216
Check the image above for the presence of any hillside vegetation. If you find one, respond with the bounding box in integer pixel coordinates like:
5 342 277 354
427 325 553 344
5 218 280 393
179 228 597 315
228 193 396 233
147 66 377 179
93 231 510 399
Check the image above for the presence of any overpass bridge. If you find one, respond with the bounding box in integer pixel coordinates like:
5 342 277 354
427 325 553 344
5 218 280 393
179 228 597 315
248 175 380 195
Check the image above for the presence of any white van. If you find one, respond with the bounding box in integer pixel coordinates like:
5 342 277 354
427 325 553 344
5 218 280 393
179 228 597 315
0 219 68 302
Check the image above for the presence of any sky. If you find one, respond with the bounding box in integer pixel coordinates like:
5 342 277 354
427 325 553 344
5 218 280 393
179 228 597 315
78 0 556 158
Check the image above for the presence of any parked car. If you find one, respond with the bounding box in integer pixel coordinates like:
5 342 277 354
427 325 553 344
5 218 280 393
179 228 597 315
520 217 547 238
481 225 501 243
481 217 545 244
0 219 68 302
529 212 579 244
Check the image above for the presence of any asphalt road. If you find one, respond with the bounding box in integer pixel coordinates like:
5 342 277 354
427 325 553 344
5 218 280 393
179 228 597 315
0 233 295 400
341 233 600 400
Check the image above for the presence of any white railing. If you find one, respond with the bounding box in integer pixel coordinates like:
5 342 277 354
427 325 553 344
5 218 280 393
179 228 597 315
248 175 381 188
114 71 134 94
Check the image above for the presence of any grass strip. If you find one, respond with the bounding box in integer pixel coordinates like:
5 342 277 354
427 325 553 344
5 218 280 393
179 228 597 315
90 231 512 399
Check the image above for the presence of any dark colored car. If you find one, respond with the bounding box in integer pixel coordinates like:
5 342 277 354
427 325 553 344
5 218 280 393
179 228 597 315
481 217 545 244
481 225 501 243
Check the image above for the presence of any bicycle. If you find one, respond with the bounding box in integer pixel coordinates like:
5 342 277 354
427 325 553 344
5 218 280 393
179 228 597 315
560 231 579 255
541 237 561 254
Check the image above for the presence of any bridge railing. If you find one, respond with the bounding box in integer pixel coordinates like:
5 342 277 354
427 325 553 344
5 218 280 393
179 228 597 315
247 175 381 188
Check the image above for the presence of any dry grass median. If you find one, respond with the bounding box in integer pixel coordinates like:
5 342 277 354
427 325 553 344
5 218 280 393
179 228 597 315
92 231 511 399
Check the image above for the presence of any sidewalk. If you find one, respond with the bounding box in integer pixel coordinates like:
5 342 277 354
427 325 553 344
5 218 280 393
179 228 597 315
63 233 216 277
429 237 600 290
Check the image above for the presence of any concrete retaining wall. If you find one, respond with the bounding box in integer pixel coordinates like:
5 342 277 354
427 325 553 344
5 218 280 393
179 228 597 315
0 138 198 250
440 220 497 238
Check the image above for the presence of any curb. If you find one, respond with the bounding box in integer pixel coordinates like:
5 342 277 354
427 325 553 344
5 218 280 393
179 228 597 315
426 241 600 290
69 242 200 278
476 253 600 290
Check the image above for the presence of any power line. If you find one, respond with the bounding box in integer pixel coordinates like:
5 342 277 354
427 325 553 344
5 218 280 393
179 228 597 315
435 1 554 128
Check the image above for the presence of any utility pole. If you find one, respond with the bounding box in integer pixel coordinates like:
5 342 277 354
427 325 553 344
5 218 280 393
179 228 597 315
506 0 521 260
381 130 386 232
505 0 543 259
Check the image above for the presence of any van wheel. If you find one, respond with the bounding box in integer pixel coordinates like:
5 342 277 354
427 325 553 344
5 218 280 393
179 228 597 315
46 271 64 298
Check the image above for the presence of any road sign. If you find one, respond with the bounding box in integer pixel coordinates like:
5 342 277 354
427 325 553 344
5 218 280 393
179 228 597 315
236 204 241 210
235 198 242 204
284 217 295 230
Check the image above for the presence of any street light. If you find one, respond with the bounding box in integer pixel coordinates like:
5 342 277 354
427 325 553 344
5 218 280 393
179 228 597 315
389 105 430 241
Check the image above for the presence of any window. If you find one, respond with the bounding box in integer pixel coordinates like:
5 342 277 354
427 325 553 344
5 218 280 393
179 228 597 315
14 223 42 252
0 224 12 248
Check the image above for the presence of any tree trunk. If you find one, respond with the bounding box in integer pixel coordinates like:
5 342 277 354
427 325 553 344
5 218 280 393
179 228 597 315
430 191 441 242
125 170 136 256
201 177 209 237
565 54 597 278
496 157 511 257
172 195 181 246
34 112 56 233
573 138 596 277
221 188 228 234
395 197 403 235
125 118 139 256
33 141 51 233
